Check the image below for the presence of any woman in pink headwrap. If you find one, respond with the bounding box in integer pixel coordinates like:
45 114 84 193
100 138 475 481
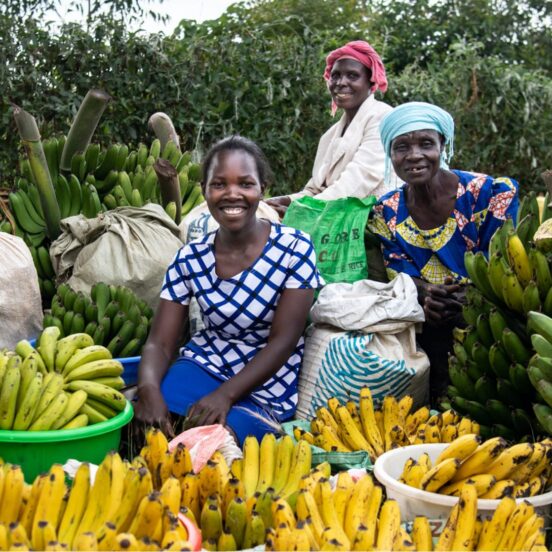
267 40 396 217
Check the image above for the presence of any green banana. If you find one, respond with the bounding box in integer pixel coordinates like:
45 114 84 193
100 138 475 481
85 397 118 419
475 314 494 348
64 359 123 382
9 192 45 234
471 342 491 375
531 334 552 358
54 332 95 372
448 361 476 397
0 365 21 429
533 403 552 435
13 372 44 430
474 375 497 404
522 280 541 315
502 328 531 364
55 174 72 219
79 401 108 424
511 408 534 436
68 174 83 216
489 343 511 379
66 379 126 411
29 391 69 431
527 311 552 343
489 308 508 343
486 398 513 426
38 326 61 372
95 144 120 180
509 363 535 396
501 267 524 314
496 378 525 407
529 248 552 301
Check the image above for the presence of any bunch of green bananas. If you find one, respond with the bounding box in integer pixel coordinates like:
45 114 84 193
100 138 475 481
527 311 552 434
446 287 537 440
447 192 552 438
0 328 126 431
43 282 153 359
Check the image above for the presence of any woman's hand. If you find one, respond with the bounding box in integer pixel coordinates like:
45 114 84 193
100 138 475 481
133 384 175 438
186 387 234 427
416 276 466 326
265 196 291 218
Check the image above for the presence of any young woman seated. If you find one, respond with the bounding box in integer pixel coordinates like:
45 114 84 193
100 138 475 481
369 101 519 400
134 136 324 444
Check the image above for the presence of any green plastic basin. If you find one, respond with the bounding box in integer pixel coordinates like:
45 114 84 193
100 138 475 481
0 401 133 482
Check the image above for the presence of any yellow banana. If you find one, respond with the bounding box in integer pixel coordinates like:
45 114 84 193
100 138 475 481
32 465 66 545
405 406 430 435
434 501 459 551
271 496 296 529
19 474 46 536
345 400 363 432
295 490 324 546
512 442 548 483
97 522 118 551
435 433 482 464
159 476 181 517
420 458 460 492
279 439 312 499
222 477 245 516
318 425 351 452
217 529 237 552
334 405 375 457
8 522 31 548
318 479 350 549
38 326 61 372
112 532 138 551
452 436 507 481
57 462 90 547
332 471 354 528
382 395 401 451
401 460 428 489
31 520 57 552
358 386 385 456
450 483 478 551
271 435 294 494
496 500 534 551
394 526 416 551
480 479 516 499
511 512 543 551
424 424 442 443
242 435 260 498
440 474 496 497
0 465 24 525
397 394 414 422
507 231 532 287
199 457 227 505
200 499 223 542
180 472 200 522
486 443 534 481
170 442 193 479
343 474 374 542
256 432 276 493
441 423 459 443
375 499 401 551
411 516 433 552
128 491 164 541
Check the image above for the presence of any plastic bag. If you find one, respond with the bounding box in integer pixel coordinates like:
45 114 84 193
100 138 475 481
282 195 376 284
0 233 43 348
50 204 184 309
168 424 242 473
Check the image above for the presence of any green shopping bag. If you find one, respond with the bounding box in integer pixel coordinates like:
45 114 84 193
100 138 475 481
282 195 377 284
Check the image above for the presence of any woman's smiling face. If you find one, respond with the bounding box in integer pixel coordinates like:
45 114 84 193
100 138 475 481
328 58 372 116
204 149 263 232
390 129 444 185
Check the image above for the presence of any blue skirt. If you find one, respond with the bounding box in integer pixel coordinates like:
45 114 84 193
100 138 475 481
161 356 293 445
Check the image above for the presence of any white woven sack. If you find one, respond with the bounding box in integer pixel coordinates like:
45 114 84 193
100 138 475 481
296 275 430 419
0 233 43 349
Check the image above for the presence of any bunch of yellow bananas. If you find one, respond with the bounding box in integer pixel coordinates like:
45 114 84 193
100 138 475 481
175 433 312 551
0 329 127 432
296 389 480 460
431 486 547 551
0 451 192 551
399 434 552 500
267 470 411 551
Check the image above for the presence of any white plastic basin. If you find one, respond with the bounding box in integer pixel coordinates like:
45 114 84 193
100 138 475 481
374 443 552 524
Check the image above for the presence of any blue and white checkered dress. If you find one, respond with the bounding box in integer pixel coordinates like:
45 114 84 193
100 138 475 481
160 222 323 418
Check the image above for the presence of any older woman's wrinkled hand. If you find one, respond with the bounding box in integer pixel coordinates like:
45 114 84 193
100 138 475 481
416 277 466 326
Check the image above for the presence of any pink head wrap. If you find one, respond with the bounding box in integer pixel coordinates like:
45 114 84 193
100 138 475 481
324 40 388 115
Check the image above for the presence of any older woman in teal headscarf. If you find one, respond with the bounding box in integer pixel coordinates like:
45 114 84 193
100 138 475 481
368 101 519 400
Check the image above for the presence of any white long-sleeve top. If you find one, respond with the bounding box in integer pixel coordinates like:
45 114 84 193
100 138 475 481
290 94 397 201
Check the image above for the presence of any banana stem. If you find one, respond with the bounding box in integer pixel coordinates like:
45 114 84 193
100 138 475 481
60 89 111 171
12 104 61 240
154 159 181 224
148 112 181 151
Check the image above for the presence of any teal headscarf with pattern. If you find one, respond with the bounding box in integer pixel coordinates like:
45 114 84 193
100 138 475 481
379 101 455 184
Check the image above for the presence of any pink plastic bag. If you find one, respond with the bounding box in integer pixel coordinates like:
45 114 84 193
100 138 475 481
168 424 231 473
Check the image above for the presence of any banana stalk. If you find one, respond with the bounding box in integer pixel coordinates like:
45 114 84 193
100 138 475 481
12 104 61 240
154 159 181 224
59 89 111 171
148 112 180 151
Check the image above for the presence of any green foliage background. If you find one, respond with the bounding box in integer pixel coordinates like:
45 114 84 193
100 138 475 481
1 0 552 195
